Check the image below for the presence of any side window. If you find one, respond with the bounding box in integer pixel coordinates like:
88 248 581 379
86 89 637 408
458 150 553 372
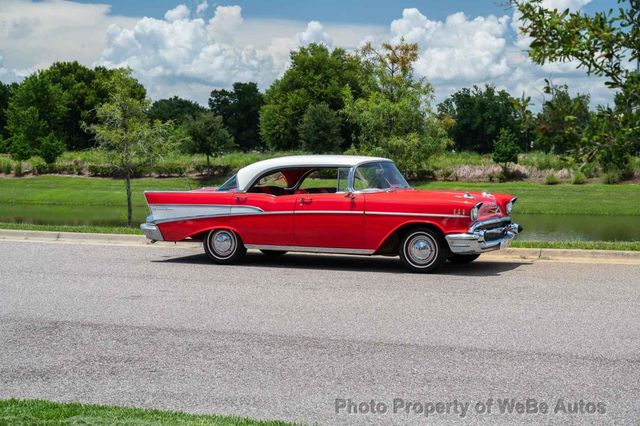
255 171 288 189
298 168 349 193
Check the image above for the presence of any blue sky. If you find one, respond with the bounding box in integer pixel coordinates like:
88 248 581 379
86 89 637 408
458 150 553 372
1 0 621 107
72 0 617 24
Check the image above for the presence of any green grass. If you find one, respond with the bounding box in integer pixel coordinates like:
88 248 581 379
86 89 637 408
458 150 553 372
0 176 224 207
511 240 640 251
0 399 298 425
415 181 640 215
0 222 141 234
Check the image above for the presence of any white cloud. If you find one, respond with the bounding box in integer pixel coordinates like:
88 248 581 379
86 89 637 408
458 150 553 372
390 9 511 82
196 1 209 17
164 4 190 22
206 5 243 44
0 0 611 108
298 21 333 48
0 0 137 72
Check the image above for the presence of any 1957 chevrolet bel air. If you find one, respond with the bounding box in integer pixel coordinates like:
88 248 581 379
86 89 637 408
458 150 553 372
141 155 522 272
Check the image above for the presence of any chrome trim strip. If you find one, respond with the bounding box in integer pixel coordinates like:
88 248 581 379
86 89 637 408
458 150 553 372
245 244 375 255
366 211 468 219
295 210 364 215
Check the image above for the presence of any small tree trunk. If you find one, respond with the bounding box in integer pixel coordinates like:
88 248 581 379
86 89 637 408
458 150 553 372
125 169 133 228
206 154 211 176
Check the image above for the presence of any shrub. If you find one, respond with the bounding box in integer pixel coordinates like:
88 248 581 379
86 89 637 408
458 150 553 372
571 170 587 184
39 133 66 164
29 156 48 175
88 164 115 177
602 171 621 184
581 162 600 178
544 172 560 185
492 129 520 171
14 161 23 176
8 135 33 161
0 158 12 174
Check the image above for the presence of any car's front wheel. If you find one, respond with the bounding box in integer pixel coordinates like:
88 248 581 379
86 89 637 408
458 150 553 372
203 229 246 264
399 228 446 273
448 254 480 264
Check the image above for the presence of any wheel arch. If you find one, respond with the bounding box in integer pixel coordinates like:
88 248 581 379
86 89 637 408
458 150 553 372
374 221 447 256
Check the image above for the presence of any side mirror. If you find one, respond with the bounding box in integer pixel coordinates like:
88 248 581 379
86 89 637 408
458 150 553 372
345 192 356 199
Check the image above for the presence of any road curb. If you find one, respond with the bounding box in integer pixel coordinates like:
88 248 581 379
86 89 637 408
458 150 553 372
1 229 639 262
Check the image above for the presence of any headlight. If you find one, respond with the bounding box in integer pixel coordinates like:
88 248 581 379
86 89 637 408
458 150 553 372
506 197 517 215
470 202 483 222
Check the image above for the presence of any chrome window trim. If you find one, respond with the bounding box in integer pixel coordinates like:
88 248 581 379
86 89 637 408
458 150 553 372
245 244 374 255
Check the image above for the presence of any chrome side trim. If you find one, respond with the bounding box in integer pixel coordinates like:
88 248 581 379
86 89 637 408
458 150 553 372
366 211 468 219
295 210 364 215
245 244 375 255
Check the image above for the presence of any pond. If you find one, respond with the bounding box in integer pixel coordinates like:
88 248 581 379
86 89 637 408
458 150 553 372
1 203 638 242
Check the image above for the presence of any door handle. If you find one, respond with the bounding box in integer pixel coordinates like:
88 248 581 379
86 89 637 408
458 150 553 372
299 197 313 205
235 195 247 202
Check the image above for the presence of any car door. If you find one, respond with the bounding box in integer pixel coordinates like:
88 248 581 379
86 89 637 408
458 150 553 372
228 171 296 246
294 168 365 249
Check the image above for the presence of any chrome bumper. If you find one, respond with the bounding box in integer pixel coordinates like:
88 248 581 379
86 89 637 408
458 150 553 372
446 220 521 255
140 222 163 242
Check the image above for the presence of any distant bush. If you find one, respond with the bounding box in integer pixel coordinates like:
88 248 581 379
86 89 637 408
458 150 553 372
544 172 560 185
0 158 12 174
602 171 621 184
571 170 587 184
519 152 566 170
14 161 23 176
39 133 66 164
29 156 48 175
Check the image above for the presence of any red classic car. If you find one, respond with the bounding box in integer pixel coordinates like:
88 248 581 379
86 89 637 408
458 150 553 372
141 155 521 272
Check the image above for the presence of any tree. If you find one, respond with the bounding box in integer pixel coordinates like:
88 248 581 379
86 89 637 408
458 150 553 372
438 85 524 153
185 112 235 172
39 133 66 164
493 128 521 173
344 40 451 176
88 70 176 227
148 96 206 125
298 103 343 153
6 73 67 159
43 61 146 150
210 82 264 152
0 81 18 142
512 0 639 171
260 43 369 151
535 82 591 154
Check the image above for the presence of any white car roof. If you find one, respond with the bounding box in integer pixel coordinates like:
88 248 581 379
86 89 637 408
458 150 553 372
235 155 391 191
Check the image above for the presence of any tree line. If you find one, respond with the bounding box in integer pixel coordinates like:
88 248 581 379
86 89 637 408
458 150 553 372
0 0 638 179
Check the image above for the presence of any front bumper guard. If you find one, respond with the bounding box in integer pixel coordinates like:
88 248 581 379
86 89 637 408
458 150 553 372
446 221 521 255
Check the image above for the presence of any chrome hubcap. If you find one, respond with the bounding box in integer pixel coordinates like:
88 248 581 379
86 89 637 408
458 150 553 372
407 234 436 266
211 230 235 257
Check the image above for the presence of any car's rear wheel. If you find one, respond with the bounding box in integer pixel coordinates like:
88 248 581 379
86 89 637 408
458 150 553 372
260 250 287 257
203 229 246 264
448 254 480 264
399 228 446 273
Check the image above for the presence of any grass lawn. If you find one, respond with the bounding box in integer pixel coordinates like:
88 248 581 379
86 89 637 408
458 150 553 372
415 181 640 216
0 399 298 425
1 176 638 216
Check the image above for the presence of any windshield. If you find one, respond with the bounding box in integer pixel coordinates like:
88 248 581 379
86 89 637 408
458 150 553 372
353 162 410 191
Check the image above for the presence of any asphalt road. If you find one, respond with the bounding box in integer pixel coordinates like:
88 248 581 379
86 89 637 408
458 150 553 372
1 239 639 425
